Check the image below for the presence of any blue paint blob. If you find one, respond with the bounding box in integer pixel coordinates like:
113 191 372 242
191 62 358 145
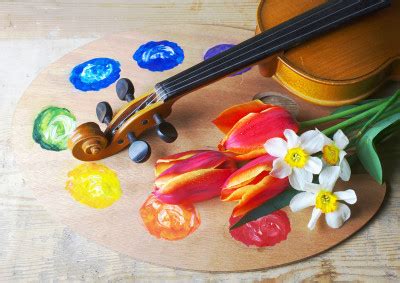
133 40 185 72
69 58 121 91
204 44 252 77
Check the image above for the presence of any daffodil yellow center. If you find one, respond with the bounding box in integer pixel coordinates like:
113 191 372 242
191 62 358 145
284 147 308 168
315 190 337 213
322 144 340 165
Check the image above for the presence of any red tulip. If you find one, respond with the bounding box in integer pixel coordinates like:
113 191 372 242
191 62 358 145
221 154 289 217
213 100 298 160
154 150 237 204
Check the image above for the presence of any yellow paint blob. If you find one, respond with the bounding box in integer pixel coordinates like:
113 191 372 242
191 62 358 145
315 190 337 213
65 163 122 209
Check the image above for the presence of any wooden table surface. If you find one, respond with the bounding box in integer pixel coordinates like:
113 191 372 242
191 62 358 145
1 1 399 281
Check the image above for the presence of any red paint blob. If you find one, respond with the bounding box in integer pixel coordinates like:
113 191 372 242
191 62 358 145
229 210 291 247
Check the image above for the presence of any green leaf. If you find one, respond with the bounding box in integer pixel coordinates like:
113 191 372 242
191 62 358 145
357 113 400 184
229 187 299 230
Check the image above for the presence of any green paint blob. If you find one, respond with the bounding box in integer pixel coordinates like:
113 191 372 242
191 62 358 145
32 106 77 151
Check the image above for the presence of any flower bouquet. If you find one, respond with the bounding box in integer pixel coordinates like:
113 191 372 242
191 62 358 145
140 90 399 247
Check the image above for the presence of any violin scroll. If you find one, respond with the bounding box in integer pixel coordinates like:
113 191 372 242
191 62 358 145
68 122 108 160
68 78 178 163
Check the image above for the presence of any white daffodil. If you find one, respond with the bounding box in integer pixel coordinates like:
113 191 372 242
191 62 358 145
264 129 324 190
290 166 357 230
320 129 351 181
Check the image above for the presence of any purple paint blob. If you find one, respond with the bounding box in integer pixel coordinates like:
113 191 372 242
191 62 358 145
204 44 252 77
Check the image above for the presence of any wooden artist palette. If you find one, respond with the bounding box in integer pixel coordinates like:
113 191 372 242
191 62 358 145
12 25 386 272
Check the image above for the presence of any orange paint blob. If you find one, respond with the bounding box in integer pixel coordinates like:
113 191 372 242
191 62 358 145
140 194 200 241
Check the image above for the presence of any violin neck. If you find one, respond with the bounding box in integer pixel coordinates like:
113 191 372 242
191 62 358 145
155 0 390 101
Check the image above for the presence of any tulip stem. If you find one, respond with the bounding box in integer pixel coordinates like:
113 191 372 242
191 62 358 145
299 99 384 129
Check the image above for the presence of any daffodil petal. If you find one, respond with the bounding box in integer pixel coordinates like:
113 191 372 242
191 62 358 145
339 158 351 181
270 158 292 179
264 138 287 158
319 130 332 146
300 130 324 154
304 156 322 174
334 189 357 204
284 129 299 148
303 182 322 193
290 192 316 212
289 168 312 190
339 150 347 163
319 166 340 191
308 207 322 230
325 203 351 229
333 129 349 149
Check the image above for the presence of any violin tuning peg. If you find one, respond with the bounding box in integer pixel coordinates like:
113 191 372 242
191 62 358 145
153 113 178 143
96 101 113 125
127 132 151 163
116 78 135 102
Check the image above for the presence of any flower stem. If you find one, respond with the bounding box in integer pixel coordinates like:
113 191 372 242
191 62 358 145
356 90 400 138
322 102 387 136
300 99 384 128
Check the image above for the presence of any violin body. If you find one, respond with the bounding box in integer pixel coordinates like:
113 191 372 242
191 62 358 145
256 0 400 106
69 0 395 162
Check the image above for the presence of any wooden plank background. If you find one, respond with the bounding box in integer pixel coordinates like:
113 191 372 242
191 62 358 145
0 1 399 281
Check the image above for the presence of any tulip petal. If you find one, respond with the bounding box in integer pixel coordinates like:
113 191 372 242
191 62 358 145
325 203 351 229
222 171 269 202
154 168 234 204
231 175 289 217
290 192 316 212
212 100 273 134
221 154 274 192
218 106 298 161
264 137 288 158
156 151 236 186
270 158 292 179
155 150 206 176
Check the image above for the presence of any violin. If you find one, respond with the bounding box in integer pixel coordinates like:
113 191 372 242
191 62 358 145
256 0 400 105
69 0 395 163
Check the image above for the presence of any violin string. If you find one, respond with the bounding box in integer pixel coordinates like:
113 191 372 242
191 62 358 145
119 0 381 132
127 1 345 115
153 0 369 102
158 0 344 89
